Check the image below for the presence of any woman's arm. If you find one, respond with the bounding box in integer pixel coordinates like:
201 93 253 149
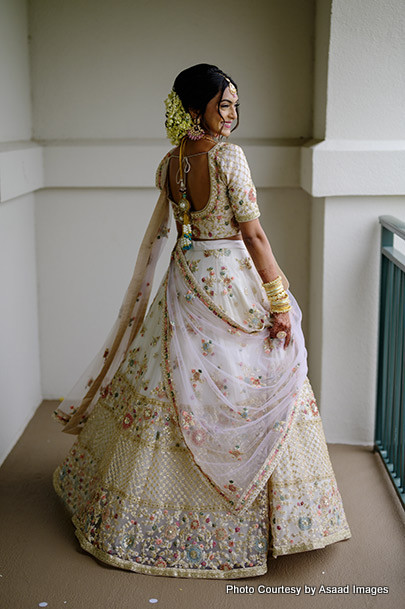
239 218 291 348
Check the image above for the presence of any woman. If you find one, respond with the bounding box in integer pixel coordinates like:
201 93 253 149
53 64 351 579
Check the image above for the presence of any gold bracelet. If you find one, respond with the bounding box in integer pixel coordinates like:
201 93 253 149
263 276 292 313
267 276 283 287
271 302 292 314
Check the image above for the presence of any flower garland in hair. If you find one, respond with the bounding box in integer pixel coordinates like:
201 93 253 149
164 89 193 145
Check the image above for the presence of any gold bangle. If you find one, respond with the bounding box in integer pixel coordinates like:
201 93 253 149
266 276 283 287
272 307 292 314
263 276 291 313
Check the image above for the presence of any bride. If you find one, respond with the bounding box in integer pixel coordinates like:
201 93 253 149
53 63 351 579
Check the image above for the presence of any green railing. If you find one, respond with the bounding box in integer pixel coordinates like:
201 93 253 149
375 215 405 508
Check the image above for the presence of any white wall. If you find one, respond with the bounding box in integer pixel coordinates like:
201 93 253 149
327 0 405 139
29 0 315 140
0 0 41 465
319 196 405 444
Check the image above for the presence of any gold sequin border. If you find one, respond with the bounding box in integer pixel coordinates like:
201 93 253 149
73 524 268 579
272 528 352 558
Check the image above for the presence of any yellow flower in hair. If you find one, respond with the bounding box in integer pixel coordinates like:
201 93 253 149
164 89 193 145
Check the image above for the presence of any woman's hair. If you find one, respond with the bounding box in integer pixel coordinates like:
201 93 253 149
173 63 239 133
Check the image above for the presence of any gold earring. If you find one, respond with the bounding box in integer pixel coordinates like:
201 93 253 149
187 116 205 141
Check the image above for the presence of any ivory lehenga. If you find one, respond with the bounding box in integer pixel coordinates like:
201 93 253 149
53 142 351 579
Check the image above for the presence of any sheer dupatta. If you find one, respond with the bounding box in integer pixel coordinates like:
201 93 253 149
53 187 171 434
161 241 308 513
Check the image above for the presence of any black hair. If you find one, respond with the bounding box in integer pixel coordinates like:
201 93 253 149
173 63 239 134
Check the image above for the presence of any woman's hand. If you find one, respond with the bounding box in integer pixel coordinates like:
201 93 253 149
269 311 291 349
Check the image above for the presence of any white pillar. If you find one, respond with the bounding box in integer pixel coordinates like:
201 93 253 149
306 0 405 444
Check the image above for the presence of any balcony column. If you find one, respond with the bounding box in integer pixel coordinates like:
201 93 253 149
304 0 405 444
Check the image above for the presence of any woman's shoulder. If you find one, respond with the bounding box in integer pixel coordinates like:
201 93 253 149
214 141 249 168
214 141 251 179
155 147 177 190
215 141 245 157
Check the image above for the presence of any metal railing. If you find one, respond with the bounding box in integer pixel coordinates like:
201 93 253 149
375 215 405 508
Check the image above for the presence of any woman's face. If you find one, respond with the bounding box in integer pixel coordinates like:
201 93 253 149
202 86 239 138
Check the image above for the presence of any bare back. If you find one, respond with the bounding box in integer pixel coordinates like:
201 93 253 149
168 140 215 212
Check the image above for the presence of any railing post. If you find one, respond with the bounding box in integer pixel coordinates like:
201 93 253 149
375 216 405 509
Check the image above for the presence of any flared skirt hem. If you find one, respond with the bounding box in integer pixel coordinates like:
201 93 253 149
53 467 351 580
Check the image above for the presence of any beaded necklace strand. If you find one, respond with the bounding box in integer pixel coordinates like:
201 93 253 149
176 135 218 251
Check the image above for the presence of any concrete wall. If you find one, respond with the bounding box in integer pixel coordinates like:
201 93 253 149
0 0 41 465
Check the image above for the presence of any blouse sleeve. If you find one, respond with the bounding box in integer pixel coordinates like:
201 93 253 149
219 143 260 223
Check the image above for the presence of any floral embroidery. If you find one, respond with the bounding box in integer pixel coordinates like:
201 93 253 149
263 336 274 354
164 524 178 540
122 534 135 549
191 429 207 446
187 259 201 273
151 382 167 400
181 410 195 430
215 527 228 541
236 407 251 421
122 413 134 429
237 364 263 387
243 304 267 330
319 495 330 508
190 369 203 387
203 248 231 258
229 446 243 460
201 339 214 357
224 480 240 494
254 537 267 552
248 188 256 202
236 257 252 270
272 421 285 432
201 267 216 297
298 516 312 531
219 266 235 297
187 546 202 563
184 290 196 302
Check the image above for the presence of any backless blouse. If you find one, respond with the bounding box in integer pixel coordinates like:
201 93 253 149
155 142 260 239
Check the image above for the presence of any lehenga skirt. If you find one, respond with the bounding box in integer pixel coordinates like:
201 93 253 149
53 239 351 579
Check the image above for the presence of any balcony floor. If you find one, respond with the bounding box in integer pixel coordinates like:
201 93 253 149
0 400 404 609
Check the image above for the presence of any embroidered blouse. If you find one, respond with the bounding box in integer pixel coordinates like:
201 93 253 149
155 142 260 239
